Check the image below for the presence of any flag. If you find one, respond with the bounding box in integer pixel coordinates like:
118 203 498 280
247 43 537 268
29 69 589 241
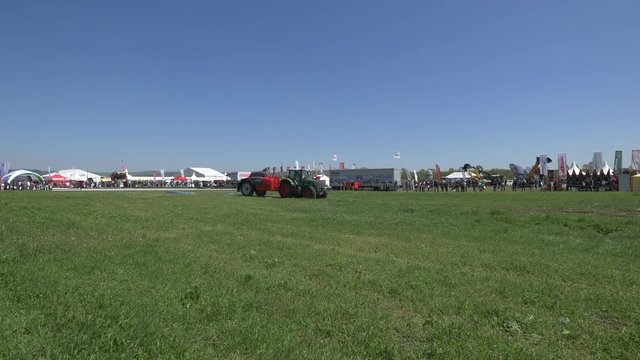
614 151 623 175
180 169 184 177
435 164 442 181
558 154 567 178
592 152 603 171
120 160 125 172
332 154 338 161
160 169 165 181
339 162 345 170
352 163 356 169
540 155 548 176
319 162 324 173
631 149 640 171
312 161 316 171
394 151 400 159
0 161 10 178
280 163 284 173
153 171 157 181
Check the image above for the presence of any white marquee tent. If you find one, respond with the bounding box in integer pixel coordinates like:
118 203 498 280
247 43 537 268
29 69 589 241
445 171 477 179
183 167 230 181
567 162 584 176
46 169 102 182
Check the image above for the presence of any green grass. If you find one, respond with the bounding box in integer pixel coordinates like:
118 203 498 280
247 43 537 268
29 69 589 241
1 190 639 358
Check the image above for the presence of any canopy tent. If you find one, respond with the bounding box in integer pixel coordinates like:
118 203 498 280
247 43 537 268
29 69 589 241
183 167 230 181
173 175 187 182
2 170 45 184
445 171 477 179
315 174 330 187
567 162 583 176
600 161 612 175
44 173 68 182
54 169 102 182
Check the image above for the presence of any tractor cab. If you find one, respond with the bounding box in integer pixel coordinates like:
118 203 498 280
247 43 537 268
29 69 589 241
288 169 310 181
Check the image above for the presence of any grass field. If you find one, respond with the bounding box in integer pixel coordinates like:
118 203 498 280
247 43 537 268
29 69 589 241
1 190 639 358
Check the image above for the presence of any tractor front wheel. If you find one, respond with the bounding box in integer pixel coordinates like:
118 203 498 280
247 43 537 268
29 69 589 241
240 182 255 196
302 186 317 199
279 182 292 198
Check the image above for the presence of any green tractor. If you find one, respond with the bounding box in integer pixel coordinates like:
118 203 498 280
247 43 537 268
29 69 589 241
278 169 328 199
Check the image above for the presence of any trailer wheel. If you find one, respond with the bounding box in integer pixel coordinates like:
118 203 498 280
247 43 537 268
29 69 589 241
240 182 254 196
302 186 316 199
279 182 291 198
255 190 266 197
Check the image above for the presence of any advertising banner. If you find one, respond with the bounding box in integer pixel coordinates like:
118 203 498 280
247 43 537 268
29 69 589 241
558 154 567 178
540 155 548 176
614 151 622 175
0 161 10 178
632 150 640 171
592 152 603 171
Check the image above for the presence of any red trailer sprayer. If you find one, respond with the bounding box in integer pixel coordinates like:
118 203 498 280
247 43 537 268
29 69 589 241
237 169 328 199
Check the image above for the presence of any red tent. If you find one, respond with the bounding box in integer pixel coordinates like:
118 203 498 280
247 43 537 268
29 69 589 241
46 173 68 182
173 175 187 182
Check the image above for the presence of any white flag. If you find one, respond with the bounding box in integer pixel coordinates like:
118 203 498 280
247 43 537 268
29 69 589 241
394 151 400 159
332 154 338 161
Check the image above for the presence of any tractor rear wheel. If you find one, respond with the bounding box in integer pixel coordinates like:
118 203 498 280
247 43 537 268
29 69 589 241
255 190 266 197
302 186 317 199
279 182 291 198
240 182 254 196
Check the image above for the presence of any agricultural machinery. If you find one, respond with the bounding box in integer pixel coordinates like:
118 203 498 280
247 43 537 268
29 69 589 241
237 169 328 199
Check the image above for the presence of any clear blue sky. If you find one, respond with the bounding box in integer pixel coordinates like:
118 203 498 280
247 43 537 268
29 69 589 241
1 0 638 172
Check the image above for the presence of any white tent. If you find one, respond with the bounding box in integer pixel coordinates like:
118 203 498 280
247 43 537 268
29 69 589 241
567 162 583 176
53 169 102 182
183 167 230 181
315 174 330 187
2 170 45 184
601 161 612 175
445 171 477 179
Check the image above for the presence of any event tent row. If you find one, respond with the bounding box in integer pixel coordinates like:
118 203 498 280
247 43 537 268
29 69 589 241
3 167 230 184
567 161 613 176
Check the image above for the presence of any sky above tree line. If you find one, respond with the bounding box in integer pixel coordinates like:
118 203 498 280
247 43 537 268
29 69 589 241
1 0 638 172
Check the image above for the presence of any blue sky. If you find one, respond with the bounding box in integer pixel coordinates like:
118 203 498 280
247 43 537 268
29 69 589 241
1 0 638 172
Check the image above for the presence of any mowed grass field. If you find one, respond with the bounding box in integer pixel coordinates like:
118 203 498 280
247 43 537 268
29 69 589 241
1 190 639 359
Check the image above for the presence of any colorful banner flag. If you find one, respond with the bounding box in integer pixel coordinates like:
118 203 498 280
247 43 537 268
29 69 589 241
160 169 165 181
558 154 567 178
631 150 640 171
592 152 603 171
614 151 622 175
153 171 157 181
0 161 10 178
540 155 548 176
339 162 345 170
120 160 125 172
435 164 442 181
